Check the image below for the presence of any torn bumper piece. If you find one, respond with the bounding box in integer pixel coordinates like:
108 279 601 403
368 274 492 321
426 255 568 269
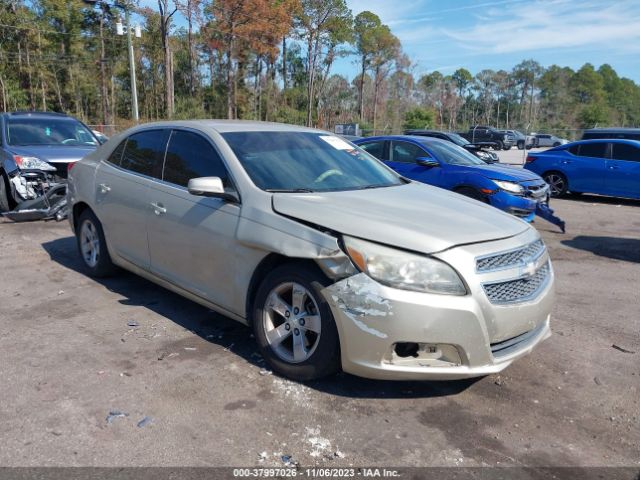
322 273 552 381
2 182 68 222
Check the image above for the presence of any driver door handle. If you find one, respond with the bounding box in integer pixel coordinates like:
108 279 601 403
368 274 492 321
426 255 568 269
98 183 111 194
150 202 166 215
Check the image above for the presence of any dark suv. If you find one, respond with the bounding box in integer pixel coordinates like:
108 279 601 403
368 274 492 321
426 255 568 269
404 130 499 163
582 128 640 141
458 126 515 150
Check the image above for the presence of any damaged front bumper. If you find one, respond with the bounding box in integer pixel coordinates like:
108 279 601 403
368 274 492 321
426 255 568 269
2 170 68 222
321 229 554 380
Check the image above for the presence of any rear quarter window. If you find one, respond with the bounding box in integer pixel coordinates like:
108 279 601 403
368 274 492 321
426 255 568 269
107 139 127 166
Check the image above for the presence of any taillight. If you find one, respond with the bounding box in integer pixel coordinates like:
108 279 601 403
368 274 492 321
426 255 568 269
525 155 536 163
67 162 77 172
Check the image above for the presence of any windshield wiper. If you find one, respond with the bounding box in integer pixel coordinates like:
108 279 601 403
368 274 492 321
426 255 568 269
265 188 315 193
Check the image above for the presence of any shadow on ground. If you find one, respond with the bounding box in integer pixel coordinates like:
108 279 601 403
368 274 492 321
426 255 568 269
41 235 476 399
562 193 640 207
562 235 640 263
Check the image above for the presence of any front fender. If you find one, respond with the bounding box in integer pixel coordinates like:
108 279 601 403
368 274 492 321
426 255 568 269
1 153 19 176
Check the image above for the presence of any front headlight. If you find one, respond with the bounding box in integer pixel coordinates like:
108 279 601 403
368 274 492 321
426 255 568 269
342 236 466 295
493 180 524 195
476 151 489 158
13 155 56 172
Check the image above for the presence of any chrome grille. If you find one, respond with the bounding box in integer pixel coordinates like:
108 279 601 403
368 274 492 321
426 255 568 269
476 240 545 272
483 262 550 304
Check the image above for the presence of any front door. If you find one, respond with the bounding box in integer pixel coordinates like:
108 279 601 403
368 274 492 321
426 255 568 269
389 140 442 185
94 129 169 270
607 142 640 198
146 128 241 311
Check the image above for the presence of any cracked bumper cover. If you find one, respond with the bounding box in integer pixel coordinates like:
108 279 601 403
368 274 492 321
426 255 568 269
321 232 554 380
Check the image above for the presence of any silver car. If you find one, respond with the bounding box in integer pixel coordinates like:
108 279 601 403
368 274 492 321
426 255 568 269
68 121 554 381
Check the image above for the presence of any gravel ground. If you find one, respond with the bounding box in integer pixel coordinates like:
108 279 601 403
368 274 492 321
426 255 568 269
0 193 638 468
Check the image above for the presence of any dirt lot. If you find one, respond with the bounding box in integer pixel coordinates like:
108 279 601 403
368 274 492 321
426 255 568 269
0 194 638 469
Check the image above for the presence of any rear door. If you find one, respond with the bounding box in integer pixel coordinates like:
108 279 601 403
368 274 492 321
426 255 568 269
94 129 169 269
564 142 608 193
607 142 640 198
146 128 241 310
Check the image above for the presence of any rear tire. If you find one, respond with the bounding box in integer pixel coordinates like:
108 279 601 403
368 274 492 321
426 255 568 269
252 263 341 381
543 172 568 197
517 141 524 150
76 209 118 277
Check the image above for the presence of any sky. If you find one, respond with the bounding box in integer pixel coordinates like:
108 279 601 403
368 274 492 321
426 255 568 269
337 0 640 81
141 0 640 82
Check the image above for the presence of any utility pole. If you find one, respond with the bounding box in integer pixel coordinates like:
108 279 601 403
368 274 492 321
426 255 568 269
124 5 139 122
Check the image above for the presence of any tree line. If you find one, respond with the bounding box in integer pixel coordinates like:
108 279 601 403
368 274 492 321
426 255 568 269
1 0 639 137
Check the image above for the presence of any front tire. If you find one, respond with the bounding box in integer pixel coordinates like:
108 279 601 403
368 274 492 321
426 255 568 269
76 209 118 277
0 173 14 213
517 141 524 150
543 172 568 197
456 186 489 203
252 264 341 381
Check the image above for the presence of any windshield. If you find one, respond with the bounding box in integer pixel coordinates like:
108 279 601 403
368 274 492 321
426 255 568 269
447 133 470 146
6 117 98 147
425 140 486 166
221 131 402 192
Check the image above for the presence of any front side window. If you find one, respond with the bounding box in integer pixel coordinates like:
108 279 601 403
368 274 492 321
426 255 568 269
359 141 385 160
221 132 401 192
391 141 426 163
6 117 98 146
612 143 640 162
163 130 229 187
578 142 608 159
121 130 169 178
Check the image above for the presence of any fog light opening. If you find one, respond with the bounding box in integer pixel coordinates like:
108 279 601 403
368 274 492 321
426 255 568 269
394 342 419 358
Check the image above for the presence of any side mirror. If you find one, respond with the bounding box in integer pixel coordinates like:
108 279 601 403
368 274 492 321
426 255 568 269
188 177 238 202
416 157 439 168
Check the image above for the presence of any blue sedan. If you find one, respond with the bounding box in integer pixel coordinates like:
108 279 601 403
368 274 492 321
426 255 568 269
354 135 550 222
524 139 640 199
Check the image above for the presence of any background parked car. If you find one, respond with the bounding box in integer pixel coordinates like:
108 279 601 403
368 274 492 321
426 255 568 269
355 135 549 222
458 125 515 150
0 111 99 219
581 127 640 141
499 129 537 150
524 139 640 199
532 133 564 147
404 129 499 163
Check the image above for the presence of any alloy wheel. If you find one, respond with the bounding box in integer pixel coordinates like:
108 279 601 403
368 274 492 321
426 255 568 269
80 219 100 268
545 174 565 196
262 282 321 364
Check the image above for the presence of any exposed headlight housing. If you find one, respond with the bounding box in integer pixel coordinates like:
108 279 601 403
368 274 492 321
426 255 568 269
342 236 466 295
13 155 56 172
493 180 524 195
476 151 489 158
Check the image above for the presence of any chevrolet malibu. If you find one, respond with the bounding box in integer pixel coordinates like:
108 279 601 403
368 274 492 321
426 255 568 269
68 121 554 381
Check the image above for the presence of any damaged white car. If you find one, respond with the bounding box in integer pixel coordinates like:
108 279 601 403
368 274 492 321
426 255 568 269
68 121 554 381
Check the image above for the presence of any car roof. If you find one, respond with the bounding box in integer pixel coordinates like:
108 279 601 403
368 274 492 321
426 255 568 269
128 119 321 134
583 127 640 133
543 138 640 151
1 111 72 119
356 135 450 146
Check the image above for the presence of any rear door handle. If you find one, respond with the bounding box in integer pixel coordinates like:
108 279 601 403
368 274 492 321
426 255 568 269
608 165 619 170
98 183 111 194
150 202 166 215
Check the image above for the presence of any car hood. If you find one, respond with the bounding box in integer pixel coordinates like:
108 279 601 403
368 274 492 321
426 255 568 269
272 183 529 254
9 145 96 164
460 163 543 182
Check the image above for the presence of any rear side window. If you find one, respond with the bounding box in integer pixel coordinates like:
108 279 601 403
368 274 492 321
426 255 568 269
359 141 385 160
163 130 229 187
107 139 127 166
612 143 640 162
578 142 608 158
121 130 169 178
